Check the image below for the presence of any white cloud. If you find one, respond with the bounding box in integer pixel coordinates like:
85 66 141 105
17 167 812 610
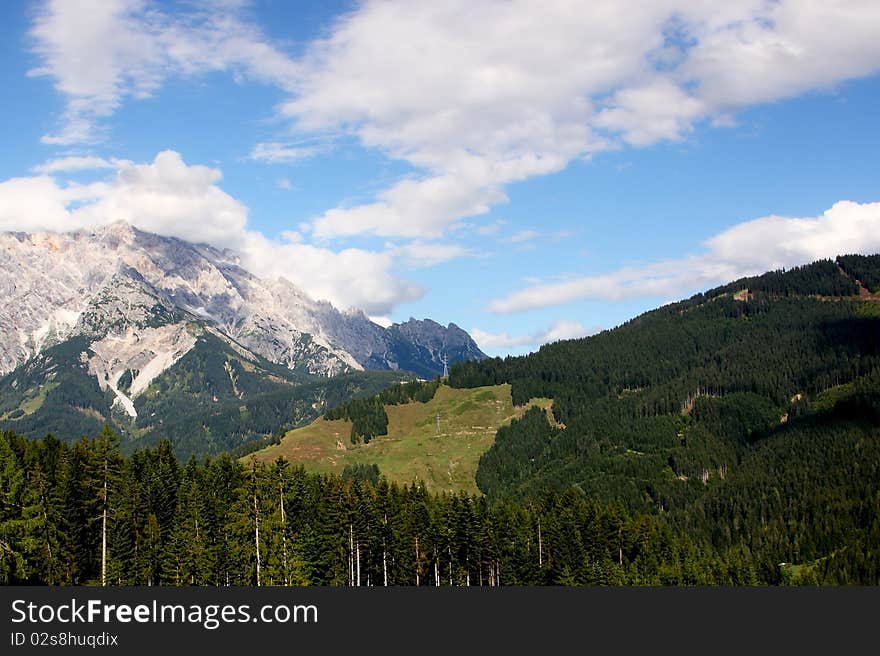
72 150 249 247
276 178 294 191
0 176 85 231
681 0 880 109
22 1 880 318
0 150 421 315
240 232 422 316
502 229 540 244
28 0 301 144
1 151 245 246
28 0 880 245
282 1 880 240
489 199 880 313
542 319 593 342
472 319 593 351
249 142 322 164
475 219 506 236
593 78 706 146
392 241 472 268
29 0 168 144
311 171 511 240
32 155 121 175
470 328 534 350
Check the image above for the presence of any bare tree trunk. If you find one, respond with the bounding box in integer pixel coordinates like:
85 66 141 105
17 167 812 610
37 478 53 570
448 545 453 586
538 517 543 568
415 536 420 587
280 481 288 585
356 540 361 587
254 486 261 587
101 458 108 588
383 539 388 587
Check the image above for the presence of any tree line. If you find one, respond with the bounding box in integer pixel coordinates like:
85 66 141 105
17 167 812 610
1 417 876 586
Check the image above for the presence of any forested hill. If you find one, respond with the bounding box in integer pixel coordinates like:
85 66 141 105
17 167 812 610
450 254 880 504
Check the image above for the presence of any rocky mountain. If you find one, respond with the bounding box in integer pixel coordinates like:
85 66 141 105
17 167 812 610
0 222 485 457
0 222 485 377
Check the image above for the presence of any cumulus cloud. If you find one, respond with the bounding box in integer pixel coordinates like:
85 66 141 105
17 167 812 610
542 319 594 342
472 319 593 351
681 0 880 108
72 150 249 247
1 151 246 246
489 200 880 313
593 78 706 146
240 232 423 316
311 172 511 240
0 176 93 232
0 150 420 315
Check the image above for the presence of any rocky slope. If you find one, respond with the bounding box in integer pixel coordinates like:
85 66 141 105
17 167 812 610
0 222 485 378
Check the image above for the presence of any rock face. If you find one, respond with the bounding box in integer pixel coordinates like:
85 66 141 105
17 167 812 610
0 222 486 380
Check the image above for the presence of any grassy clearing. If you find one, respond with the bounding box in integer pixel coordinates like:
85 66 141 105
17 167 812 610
247 384 553 494
0 381 59 420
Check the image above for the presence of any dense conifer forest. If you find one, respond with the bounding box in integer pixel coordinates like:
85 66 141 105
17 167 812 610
450 256 880 508
1 400 876 586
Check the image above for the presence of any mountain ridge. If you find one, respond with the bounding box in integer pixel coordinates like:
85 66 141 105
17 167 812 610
0 221 486 378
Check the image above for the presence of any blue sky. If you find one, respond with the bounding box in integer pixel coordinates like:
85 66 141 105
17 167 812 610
1 1 880 356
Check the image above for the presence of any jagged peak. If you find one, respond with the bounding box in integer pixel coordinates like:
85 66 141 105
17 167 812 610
74 265 181 337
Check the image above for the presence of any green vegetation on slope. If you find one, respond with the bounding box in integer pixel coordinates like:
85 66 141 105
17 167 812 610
450 258 880 509
838 253 880 293
323 378 441 443
0 336 112 441
0 327 413 460
250 384 552 494
130 330 412 458
2 410 876 586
